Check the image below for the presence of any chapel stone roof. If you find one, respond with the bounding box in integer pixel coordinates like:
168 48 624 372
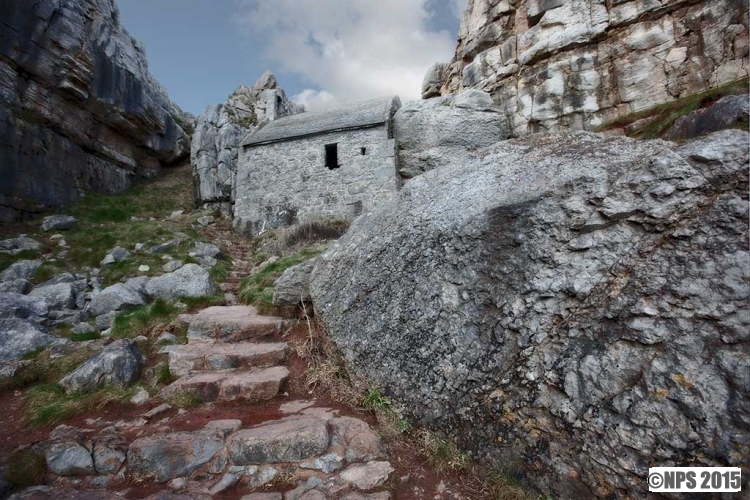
242 95 401 147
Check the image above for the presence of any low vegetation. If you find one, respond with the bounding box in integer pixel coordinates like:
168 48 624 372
0 348 96 393
165 390 202 410
111 296 223 340
596 77 749 140
238 247 322 310
6 449 47 491
25 383 136 428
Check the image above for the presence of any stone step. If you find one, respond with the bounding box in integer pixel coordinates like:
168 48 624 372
180 305 286 342
160 366 289 403
160 342 288 377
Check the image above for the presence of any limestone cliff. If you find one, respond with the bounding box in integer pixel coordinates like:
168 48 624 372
426 0 749 135
191 72 304 215
0 0 191 222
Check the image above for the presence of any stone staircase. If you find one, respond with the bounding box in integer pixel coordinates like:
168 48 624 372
159 305 291 403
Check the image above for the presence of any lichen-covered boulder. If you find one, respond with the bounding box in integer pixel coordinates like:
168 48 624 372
90 283 145 316
145 264 220 299
59 339 143 393
310 130 750 498
0 318 56 361
273 259 316 306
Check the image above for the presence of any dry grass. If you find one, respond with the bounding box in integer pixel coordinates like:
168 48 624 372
258 218 350 257
25 384 136 428
6 449 46 491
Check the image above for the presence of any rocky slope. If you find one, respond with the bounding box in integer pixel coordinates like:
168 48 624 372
310 130 750 498
0 0 191 222
191 72 304 215
426 0 749 135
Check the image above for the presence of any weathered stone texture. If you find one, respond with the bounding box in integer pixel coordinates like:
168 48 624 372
191 72 304 214
430 0 749 135
310 130 750 498
0 0 190 221
235 127 398 235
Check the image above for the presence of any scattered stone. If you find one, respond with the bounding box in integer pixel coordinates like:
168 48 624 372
93 438 127 475
191 242 221 259
0 318 56 361
139 265 151 273
240 494 282 500
0 279 32 294
41 215 77 232
156 332 178 345
272 259 316 306
144 404 172 420
208 468 243 495
135 243 146 252
95 312 116 331
168 478 188 490
245 465 278 489
300 452 344 473
229 416 329 464
28 282 76 310
162 260 184 273
0 292 49 321
0 235 42 254
147 240 178 254
339 493 391 500
0 359 32 379
100 254 116 267
196 256 217 269
73 323 96 335
197 216 215 226
204 419 242 435
90 283 146 315
59 339 144 393
169 210 185 220
145 264 220 299
0 260 41 282
127 430 225 482
45 441 96 476
130 388 150 405
338 461 394 490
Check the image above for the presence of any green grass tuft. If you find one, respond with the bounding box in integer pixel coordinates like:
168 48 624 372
166 390 202 410
25 383 135 428
111 298 181 338
238 248 322 307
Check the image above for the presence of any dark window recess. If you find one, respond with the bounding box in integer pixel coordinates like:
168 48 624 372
276 95 282 106
360 147 367 155
325 143 339 170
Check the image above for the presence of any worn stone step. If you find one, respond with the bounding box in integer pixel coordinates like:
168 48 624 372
179 305 285 342
160 366 289 402
160 342 288 377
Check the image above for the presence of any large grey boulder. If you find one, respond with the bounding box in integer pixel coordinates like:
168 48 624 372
0 318 56 361
0 235 42 254
0 292 49 321
145 264 220 299
41 215 77 232
0 260 41 281
28 282 76 310
90 283 146 316
310 130 750 498
59 339 144 393
664 95 749 142
0 1 190 222
273 259 316 306
191 72 304 213
45 441 96 476
393 90 510 179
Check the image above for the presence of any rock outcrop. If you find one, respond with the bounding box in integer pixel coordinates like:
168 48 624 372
191 72 304 215
393 89 511 179
428 0 749 135
0 0 191 222
310 130 750 498
663 94 749 141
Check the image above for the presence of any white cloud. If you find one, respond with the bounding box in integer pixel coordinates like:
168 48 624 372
235 0 459 111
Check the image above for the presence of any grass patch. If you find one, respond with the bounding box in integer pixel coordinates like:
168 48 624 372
261 218 350 255
180 295 226 312
596 77 749 140
0 348 96 393
0 248 41 273
31 259 66 284
25 383 135 428
6 449 46 490
111 298 181 339
165 390 202 410
417 429 470 472
208 257 231 284
155 365 175 386
70 331 101 342
238 248 322 308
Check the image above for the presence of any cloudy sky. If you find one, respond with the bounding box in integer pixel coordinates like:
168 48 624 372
118 0 466 115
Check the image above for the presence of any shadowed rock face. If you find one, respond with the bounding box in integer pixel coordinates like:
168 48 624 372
427 0 749 136
311 130 750 498
0 0 191 222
